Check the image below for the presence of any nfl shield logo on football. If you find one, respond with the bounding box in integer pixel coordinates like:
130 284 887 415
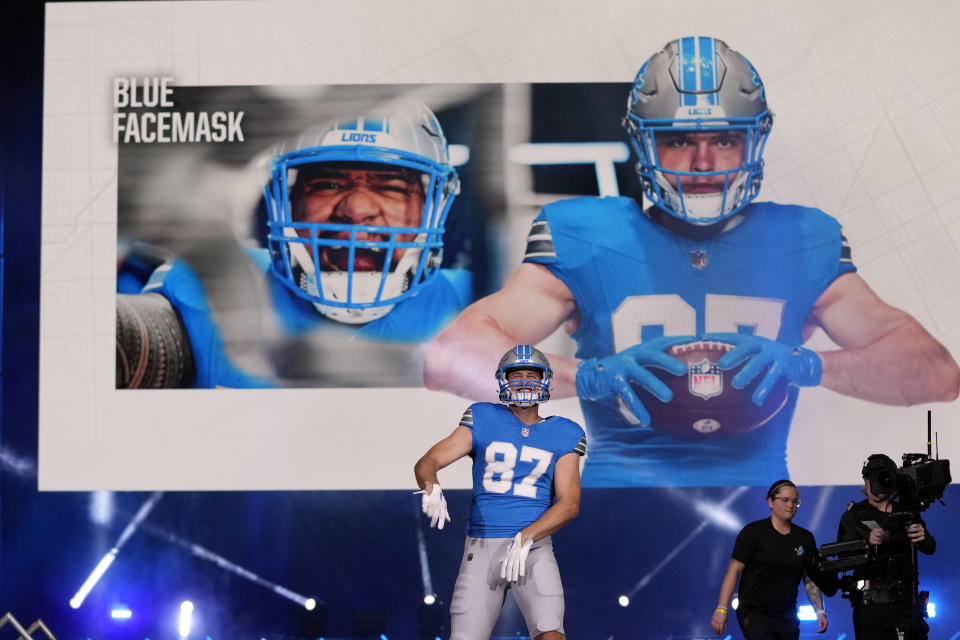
521 427 530 438
689 358 722 399
690 249 709 269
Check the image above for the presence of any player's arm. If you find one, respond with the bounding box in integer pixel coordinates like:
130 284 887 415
810 272 959 405
424 263 579 401
710 558 744 634
517 451 581 544
803 574 828 633
414 425 474 494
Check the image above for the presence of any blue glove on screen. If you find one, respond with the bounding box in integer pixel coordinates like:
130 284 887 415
705 332 822 406
576 335 693 426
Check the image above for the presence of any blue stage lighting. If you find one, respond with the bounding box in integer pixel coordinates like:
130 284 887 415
927 601 936 618
423 593 437 606
71 552 117 609
110 607 132 619
617 595 629 607
70 492 164 609
796 605 816 621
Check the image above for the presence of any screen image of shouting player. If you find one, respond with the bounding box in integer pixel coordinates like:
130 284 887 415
116 99 470 388
415 345 586 640
424 37 959 487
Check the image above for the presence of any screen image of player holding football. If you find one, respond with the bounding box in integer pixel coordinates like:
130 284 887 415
423 37 959 486
414 345 586 640
116 100 471 388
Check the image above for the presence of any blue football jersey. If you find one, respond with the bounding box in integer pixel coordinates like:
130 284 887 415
523 198 856 488
462 402 586 538
144 252 472 388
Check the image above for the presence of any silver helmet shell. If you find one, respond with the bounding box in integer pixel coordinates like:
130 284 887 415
623 36 773 224
263 100 460 324
496 345 552 407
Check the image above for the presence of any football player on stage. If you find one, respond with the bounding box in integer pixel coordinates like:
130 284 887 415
116 100 471 388
424 37 959 486
414 345 586 640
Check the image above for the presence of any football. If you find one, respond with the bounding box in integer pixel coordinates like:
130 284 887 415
632 340 790 440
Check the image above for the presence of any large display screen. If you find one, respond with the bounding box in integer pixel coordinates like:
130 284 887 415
40 1 960 490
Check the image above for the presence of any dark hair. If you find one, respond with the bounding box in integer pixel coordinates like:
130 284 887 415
861 453 896 478
766 479 796 500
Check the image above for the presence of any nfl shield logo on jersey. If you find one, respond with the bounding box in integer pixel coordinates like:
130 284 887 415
689 358 722 399
690 249 709 270
521 427 530 438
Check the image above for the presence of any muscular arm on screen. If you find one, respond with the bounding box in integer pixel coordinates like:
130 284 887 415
516 452 581 544
810 273 959 405
710 558 744 634
414 425 474 493
424 263 579 401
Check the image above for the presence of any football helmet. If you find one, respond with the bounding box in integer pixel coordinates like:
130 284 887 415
263 100 460 324
623 36 773 224
496 345 552 407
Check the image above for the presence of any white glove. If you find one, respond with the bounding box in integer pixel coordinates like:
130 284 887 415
415 484 450 530
499 532 533 582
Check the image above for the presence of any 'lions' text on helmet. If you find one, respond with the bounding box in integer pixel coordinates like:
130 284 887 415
623 36 773 225
496 345 552 407
263 100 460 324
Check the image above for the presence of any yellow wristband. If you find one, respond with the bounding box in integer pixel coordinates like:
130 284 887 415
715 607 728 614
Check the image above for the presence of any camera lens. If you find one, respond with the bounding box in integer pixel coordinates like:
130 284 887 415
871 468 897 495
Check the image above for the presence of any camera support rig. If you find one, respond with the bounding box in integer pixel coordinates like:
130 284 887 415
814 411 949 640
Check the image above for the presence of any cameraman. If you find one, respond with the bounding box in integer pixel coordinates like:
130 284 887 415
837 453 936 639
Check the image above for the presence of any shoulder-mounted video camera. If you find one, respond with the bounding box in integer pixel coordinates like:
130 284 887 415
813 411 949 608
864 438 950 515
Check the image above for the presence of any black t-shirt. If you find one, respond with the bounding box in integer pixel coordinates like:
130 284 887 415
733 518 817 617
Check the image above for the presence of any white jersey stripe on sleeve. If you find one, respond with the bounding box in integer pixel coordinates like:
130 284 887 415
574 435 587 456
523 219 556 260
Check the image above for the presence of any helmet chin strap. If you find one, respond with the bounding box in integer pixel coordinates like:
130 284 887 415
286 232 431 325
309 272 397 324
500 379 548 407
653 170 750 224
